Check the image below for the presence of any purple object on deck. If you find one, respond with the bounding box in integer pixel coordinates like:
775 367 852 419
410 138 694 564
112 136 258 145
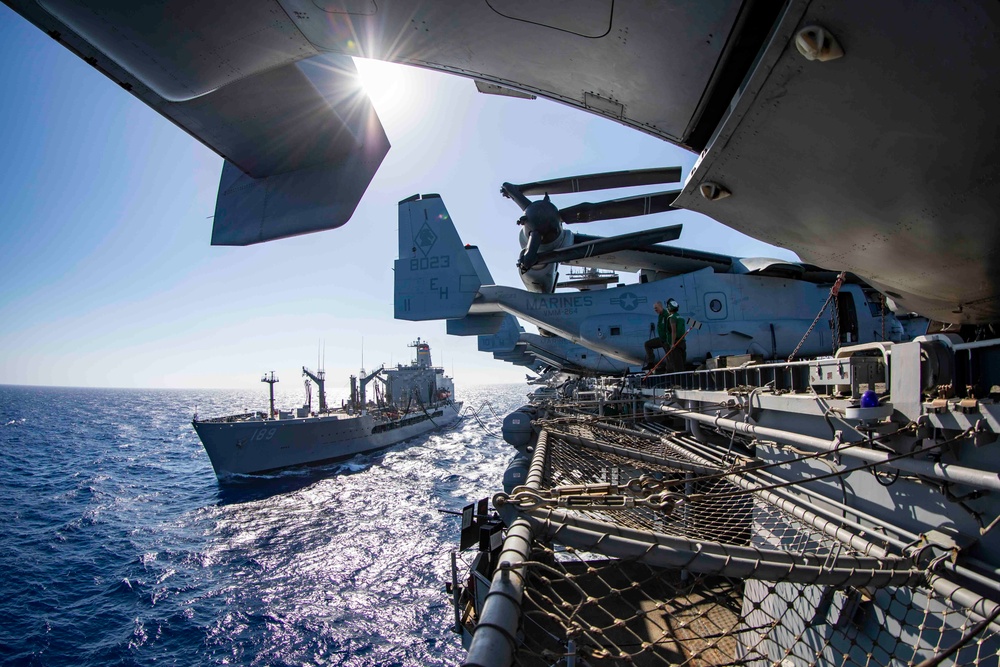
860 390 880 408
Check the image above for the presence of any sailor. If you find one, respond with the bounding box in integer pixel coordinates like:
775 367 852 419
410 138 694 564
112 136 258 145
643 301 669 370
665 298 687 372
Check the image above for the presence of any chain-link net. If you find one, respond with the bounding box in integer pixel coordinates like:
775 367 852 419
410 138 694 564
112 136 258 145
490 417 1000 666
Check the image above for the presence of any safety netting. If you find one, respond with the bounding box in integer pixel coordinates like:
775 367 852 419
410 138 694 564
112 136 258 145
491 417 1000 666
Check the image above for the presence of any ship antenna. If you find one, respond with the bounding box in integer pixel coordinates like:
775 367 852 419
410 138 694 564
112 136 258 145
261 371 279 418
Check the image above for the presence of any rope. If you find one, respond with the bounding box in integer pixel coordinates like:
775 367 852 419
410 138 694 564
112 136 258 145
469 405 501 438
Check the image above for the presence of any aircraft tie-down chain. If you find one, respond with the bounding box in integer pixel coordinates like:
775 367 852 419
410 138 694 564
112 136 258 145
496 475 686 514
788 271 846 362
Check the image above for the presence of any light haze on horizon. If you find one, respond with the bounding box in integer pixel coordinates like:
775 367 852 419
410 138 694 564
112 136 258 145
0 6 797 392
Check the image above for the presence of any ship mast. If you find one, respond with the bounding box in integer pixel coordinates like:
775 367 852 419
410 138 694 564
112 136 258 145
261 371 279 418
302 366 327 413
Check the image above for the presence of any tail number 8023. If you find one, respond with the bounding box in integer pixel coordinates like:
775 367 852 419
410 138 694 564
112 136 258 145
410 256 450 271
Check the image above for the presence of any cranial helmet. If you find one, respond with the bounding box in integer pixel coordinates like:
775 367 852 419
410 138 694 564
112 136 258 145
666 298 679 312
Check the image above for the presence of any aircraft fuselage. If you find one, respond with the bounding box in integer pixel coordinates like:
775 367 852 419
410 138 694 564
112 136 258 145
473 269 901 365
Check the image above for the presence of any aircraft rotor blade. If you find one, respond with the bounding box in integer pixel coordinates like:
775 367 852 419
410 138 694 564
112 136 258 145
500 182 533 211
533 225 683 265
559 189 682 223
515 167 682 197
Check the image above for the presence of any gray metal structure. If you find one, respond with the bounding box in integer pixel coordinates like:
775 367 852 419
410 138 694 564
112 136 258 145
452 336 1000 664
4 0 1000 322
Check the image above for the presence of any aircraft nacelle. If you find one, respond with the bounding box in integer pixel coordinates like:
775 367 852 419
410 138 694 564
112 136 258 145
517 227 573 293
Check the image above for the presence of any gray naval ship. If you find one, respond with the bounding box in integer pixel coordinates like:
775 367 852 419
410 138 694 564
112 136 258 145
192 339 461 478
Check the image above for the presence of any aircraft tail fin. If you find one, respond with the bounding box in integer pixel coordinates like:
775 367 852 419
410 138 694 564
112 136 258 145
477 315 542 368
210 56 390 245
394 195 481 321
447 314 506 335
444 244 505 335
478 314 524 353
464 245 496 285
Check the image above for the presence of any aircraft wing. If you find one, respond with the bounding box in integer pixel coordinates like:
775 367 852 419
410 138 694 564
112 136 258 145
4 0 744 247
670 0 1000 323
8 1 1000 321
6 0 389 245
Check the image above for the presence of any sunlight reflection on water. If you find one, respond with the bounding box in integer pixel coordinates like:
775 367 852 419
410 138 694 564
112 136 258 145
0 382 529 665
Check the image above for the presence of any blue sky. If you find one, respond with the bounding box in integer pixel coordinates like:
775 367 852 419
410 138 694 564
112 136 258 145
0 5 795 391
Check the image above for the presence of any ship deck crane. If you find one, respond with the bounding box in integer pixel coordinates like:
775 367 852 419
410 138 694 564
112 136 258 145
301 366 327 413
350 367 385 415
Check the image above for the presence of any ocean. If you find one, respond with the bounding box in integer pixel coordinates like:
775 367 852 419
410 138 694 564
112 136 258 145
0 382 529 666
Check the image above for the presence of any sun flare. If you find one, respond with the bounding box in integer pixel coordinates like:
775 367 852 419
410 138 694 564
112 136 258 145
354 58 415 124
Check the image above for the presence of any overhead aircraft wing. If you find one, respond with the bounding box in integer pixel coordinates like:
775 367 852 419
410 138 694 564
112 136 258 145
10 1 1000 321
7 1 389 245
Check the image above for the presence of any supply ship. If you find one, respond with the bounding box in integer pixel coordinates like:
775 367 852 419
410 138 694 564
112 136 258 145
192 340 461 478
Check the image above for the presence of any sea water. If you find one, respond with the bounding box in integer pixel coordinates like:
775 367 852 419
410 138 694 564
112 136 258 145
0 383 529 665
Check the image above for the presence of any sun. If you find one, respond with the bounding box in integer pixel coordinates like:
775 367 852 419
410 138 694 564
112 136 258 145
354 57 415 125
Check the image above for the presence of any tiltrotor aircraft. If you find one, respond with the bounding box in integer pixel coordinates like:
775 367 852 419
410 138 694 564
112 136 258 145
395 190 911 369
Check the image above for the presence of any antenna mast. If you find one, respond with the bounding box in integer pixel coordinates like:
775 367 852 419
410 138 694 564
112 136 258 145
261 371 279 418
